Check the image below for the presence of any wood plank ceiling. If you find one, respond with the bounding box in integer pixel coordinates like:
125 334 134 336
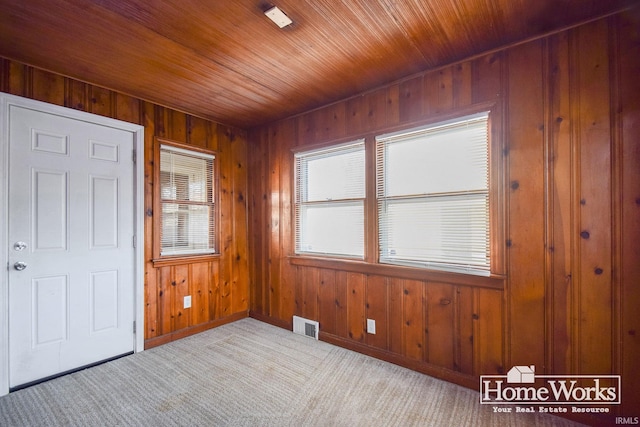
0 0 637 128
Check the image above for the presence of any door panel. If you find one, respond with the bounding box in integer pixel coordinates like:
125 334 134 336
33 169 68 250
8 105 136 388
90 176 119 249
32 275 68 347
90 270 119 332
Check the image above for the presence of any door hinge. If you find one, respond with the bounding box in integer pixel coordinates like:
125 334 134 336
132 149 137 163
132 235 136 248
133 321 136 333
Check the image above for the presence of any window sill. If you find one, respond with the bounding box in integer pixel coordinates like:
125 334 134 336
288 255 505 289
152 254 220 268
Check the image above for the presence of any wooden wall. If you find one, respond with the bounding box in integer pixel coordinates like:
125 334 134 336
247 10 640 423
0 59 251 348
1 7 638 425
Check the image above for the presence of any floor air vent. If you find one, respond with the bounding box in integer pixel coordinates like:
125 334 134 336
293 316 319 340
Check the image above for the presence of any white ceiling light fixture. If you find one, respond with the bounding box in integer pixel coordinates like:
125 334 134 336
264 6 293 28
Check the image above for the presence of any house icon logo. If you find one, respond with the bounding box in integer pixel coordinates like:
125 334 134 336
506 365 535 383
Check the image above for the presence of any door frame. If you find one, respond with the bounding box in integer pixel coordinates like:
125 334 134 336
0 93 145 396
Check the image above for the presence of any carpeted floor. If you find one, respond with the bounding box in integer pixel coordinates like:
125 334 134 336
0 318 584 426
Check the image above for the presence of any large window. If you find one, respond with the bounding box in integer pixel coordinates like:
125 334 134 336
294 140 365 258
159 143 215 256
376 112 490 275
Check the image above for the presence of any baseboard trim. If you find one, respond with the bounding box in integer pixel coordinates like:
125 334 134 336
246 313 478 390
249 311 292 330
319 332 478 391
144 311 248 349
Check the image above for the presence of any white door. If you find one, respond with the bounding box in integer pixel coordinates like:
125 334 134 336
6 103 136 389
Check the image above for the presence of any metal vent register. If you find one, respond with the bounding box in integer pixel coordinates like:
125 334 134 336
293 316 319 340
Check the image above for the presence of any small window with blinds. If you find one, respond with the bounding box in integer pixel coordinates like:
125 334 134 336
376 112 490 275
295 140 365 258
159 144 215 256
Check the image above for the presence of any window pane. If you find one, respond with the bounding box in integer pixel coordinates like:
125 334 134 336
382 122 488 197
295 140 365 258
160 150 211 202
379 195 489 270
298 202 364 257
161 203 213 255
377 112 490 275
301 147 364 201
160 144 215 256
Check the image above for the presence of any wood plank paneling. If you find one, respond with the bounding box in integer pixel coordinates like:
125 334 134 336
365 275 388 351
388 278 405 355
319 103 346 143
114 93 140 124
269 124 282 320
88 85 114 117
301 267 320 320
31 67 64 106
6 8 637 423
276 121 297 324
346 273 366 343
335 271 349 339
0 58 251 348
345 95 365 136
2 0 632 128
173 265 190 331
472 52 503 103
574 18 614 376
399 76 423 123
477 288 504 374
318 269 337 335
385 84 401 127
232 129 250 314
66 79 88 111
190 262 210 326
618 10 640 418
426 283 455 370
218 126 235 320
209 260 221 321
506 39 547 371
158 266 173 336
142 101 158 339
7 62 27 96
456 286 475 374
248 127 268 316
547 30 574 376
425 67 454 115
168 110 187 142
247 11 640 422
452 62 472 108
403 280 424 361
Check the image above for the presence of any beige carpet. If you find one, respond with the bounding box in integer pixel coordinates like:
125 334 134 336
0 318 583 426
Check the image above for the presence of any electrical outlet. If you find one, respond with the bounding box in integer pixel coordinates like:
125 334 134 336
184 295 192 309
367 318 376 334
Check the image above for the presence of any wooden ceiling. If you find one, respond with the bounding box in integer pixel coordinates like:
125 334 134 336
0 0 637 128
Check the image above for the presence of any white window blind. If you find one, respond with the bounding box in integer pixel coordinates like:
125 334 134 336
295 140 365 258
160 145 215 256
376 112 490 275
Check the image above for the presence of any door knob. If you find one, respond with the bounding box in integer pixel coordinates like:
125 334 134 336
14 241 27 251
14 261 27 271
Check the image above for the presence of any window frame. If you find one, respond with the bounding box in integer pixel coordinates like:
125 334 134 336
289 103 505 287
153 138 219 264
376 111 492 276
293 139 366 259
